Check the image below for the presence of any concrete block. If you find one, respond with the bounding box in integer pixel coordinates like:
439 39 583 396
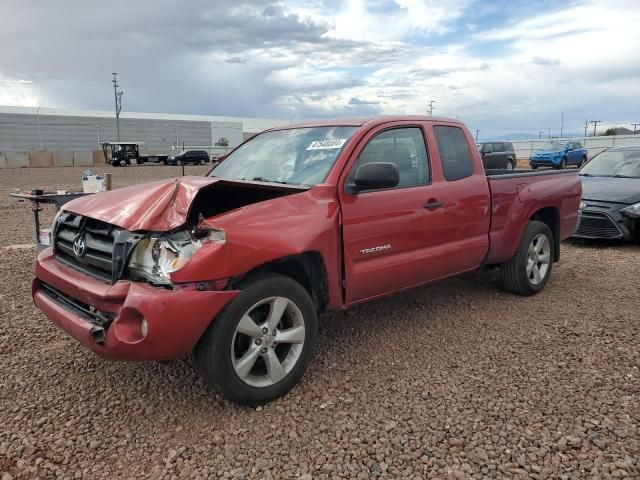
73 151 93 166
29 150 54 168
0 151 6 169
4 151 29 168
52 151 74 167
93 150 106 165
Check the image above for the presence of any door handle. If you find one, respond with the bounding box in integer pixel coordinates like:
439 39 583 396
424 199 443 210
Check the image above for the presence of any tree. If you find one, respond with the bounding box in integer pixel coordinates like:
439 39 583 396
603 128 617 136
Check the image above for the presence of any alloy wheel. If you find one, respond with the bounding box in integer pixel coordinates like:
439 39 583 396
526 233 550 285
231 296 305 388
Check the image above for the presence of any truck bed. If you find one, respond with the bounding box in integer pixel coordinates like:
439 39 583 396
483 168 582 265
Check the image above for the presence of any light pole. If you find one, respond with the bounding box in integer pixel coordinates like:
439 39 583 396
95 125 101 146
475 129 480 142
539 131 544 139
560 112 564 138
631 123 640 135
174 126 179 148
590 120 602 137
427 100 435 116
112 73 124 141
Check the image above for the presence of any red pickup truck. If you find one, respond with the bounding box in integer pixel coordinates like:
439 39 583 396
33 116 582 405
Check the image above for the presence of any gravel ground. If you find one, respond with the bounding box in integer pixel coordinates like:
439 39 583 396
1 167 639 479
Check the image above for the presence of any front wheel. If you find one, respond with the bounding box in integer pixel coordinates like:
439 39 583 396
500 221 554 296
578 156 587 167
194 273 318 406
531 164 538 170
506 159 515 170
176 159 183 166
118 159 128 167
554 157 567 169
199 158 207 165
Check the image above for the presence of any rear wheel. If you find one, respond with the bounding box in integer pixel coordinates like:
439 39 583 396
578 156 587 167
531 164 538 170
500 221 554 296
194 273 318 406
506 159 515 170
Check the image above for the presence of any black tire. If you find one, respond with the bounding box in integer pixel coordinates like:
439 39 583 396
500 220 554 296
506 159 515 170
194 273 318 406
162 159 168 165
579 156 587 167
118 159 128 167
554 157 567 169
199 158 206 165
176 159 183 166
531 164 538 170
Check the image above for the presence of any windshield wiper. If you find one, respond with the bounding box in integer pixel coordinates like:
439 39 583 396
249 176 290 184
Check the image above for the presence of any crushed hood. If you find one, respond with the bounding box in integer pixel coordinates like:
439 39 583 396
63 176 306 232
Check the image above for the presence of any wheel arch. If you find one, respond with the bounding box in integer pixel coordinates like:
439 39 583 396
229 252 329 313
529 206 560 262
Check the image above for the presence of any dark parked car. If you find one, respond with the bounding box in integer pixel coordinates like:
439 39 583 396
165 150 210 166
530 141 588 169
574 146 640 241
477 142 516 170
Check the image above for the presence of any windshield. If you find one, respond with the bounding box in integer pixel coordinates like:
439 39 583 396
540 141 565 151
209 126 359 186
580 150 640 178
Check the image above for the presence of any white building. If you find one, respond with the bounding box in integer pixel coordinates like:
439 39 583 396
0 105 289 151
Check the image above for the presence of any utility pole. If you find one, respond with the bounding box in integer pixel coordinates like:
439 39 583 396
631 123 640 134
590 120 602 137
548 128 551 139
560 112 564 138
539 131 544 139
475 129 480 142
112 73 124 141
584 121 589 138
427 100 435 116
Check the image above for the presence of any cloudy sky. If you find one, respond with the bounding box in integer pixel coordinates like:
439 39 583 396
1 0 639 137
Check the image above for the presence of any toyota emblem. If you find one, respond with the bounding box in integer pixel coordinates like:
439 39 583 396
72 234 87 257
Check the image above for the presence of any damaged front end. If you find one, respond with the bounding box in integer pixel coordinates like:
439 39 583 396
127 225 226 287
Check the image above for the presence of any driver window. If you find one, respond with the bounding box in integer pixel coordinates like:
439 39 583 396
350 127 429 188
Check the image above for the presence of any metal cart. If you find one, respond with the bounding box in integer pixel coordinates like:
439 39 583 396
10 192 92 250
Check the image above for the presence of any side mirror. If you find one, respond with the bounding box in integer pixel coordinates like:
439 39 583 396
352 162 399 192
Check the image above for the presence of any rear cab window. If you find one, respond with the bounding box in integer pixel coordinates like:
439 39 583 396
433 126 474 181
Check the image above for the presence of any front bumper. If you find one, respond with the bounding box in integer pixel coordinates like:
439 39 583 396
33 248 238 361
572 201 637 241
529 156 560 166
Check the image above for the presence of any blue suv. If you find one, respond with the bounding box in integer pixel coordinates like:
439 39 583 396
529 141 588 169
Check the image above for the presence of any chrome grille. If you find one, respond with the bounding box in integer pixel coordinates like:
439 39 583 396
54 213 122 283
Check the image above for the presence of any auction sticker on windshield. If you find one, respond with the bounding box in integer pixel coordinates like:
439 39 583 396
306 139 347 150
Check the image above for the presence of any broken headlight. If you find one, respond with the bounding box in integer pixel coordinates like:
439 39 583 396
128 228 225 285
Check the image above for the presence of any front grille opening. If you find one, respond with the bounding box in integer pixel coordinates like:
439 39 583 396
39 281 115 327
575 212 622 239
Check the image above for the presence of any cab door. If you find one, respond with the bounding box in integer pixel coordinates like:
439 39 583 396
339 122 490 304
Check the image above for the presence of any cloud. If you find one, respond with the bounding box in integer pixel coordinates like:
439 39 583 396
0 0 638 132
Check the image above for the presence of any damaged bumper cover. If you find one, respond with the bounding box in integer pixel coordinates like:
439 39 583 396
33 249 238 361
